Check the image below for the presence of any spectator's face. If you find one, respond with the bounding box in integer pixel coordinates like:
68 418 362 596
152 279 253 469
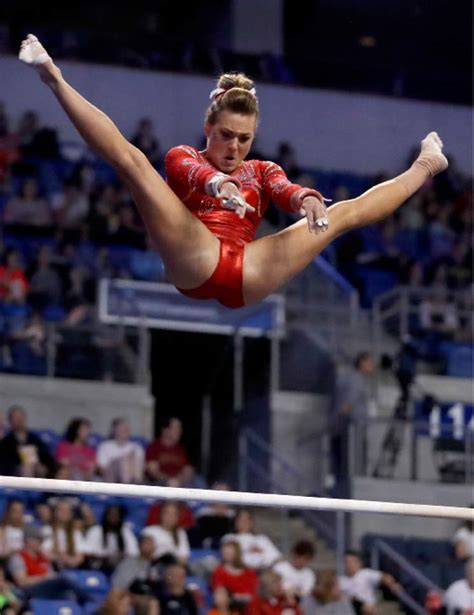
7 501 25 525
55 501 73 524
214 587 231 610
114 420 130 441
139 535 155 559
36 503 52 525
9 408 27 431
77 422 90 442
162 418 182 445
221 542 238 565
263 572 282 598
160 504 179 529
205 110 256 174
79 504 95 526
292 553 312 569
235 511 253 533
344 555 362 576
105 506 122 526
359 356 375 375
165 564 186 591
25 536 42 553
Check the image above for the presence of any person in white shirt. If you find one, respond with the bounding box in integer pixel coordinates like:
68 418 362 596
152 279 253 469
142 501 190 564
444 559 474 613
84 504 139 572
273 540 316 598
222 509 281 570
0 499 26 557
42 499 86 569
97 418 144 483
339 551 399 615
453 516 474 561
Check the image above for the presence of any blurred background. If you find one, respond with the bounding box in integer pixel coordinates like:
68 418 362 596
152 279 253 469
0 1 472 614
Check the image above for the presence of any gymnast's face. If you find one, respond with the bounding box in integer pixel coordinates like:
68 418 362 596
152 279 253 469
205 110 256 174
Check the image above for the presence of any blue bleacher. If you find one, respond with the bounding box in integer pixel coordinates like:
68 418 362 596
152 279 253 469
31 599 84 615
62 569 110 600
440 342 474 378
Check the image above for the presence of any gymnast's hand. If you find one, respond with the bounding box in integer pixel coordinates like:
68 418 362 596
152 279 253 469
218 182 256 219
300 195 329 234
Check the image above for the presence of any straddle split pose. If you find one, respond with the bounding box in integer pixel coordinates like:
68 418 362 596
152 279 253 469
20 34 448 308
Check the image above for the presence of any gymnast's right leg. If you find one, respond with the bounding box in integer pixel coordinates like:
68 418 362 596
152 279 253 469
19 34 219 289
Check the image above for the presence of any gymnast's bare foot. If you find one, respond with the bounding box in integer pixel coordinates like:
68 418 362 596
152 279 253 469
415 131 448 176
19 34 61 85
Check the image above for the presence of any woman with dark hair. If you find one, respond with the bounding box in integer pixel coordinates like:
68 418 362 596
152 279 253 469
84 504 139 572
55 418 96 480
20 34 447 309
3 177 51 227
223 509 281 570
0 500 25 558
42 498 85 569
211 540 258 605
142 501 190 564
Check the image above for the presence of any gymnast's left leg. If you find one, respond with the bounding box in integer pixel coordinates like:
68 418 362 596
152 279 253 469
243 132 447 305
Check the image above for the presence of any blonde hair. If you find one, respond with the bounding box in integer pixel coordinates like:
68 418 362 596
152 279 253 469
206 72 259 125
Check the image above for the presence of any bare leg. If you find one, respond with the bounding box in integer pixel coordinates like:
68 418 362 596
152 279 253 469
243 133 448 304
19 34 219 289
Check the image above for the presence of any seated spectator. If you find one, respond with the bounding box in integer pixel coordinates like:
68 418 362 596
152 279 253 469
8 524 91 603
84 504 139 572
339 551 399 615
146 501 194 530
208 586 240 615
0 499 26 557
96 587 156 615
301 569 355 615
419 288 459 339
131 118 161 167
27 245 63 309
52 180 90 228
453 515 474 560
222 509 281 570
192 482 235 548
3 177 52 226
97 418 144 483
112 533 161 592
157 563 198 615
146 417 203 488
142 501 190 564
42 499 85 570
245 570 302 615
10 312 47 360
35 502 52 530
273 540 316 598
0 250 28 303
77 502 96 536
211 540 258 605
0 562 22 614
55 418 97 480
0 405 56 477
444 559 474 614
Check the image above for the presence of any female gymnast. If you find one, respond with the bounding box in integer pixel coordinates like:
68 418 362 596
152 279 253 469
19 34 448 309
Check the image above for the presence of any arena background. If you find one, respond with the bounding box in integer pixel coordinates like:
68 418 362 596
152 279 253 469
0 1 472 614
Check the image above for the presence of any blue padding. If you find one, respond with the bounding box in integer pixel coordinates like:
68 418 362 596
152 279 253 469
31 599 83 615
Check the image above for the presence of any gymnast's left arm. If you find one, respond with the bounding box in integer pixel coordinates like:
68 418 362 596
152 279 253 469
260 161 328 234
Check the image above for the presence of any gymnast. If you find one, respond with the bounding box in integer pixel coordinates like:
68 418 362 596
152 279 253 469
19 34 448 308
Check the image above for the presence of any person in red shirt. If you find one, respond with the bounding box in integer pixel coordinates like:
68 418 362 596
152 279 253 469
211 540 258 606
146 417 201 488
20 34 448 308
0 250 28 303
245 570 302 615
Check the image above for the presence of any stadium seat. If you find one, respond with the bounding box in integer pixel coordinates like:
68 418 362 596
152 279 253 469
30 599 83 615
63 569 109 598
33 429 62 454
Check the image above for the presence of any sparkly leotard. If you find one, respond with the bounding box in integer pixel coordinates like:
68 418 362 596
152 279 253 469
165 145 321 308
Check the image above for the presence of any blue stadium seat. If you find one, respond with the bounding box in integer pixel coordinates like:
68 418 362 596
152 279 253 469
87 433 104 448
31 599 83 615
33 429 62 454
63 570 109 599
189 548 220 562
442 343 473 378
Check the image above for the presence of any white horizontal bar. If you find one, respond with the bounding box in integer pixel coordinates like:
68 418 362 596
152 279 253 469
0 476 472 520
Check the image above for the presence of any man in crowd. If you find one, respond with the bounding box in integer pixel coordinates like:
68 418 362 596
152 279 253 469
273 540 316 598
444 559 474 614
0 405 56 477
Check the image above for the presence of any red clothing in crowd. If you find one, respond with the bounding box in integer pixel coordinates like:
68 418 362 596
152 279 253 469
18 549 51 577
165 146 321 247
145 438 189 478
211 565 258 597
146 503 194 529
0 267 28 299
245 597 302 615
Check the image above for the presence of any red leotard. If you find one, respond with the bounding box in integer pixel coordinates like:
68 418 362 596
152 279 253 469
165 145 321 308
